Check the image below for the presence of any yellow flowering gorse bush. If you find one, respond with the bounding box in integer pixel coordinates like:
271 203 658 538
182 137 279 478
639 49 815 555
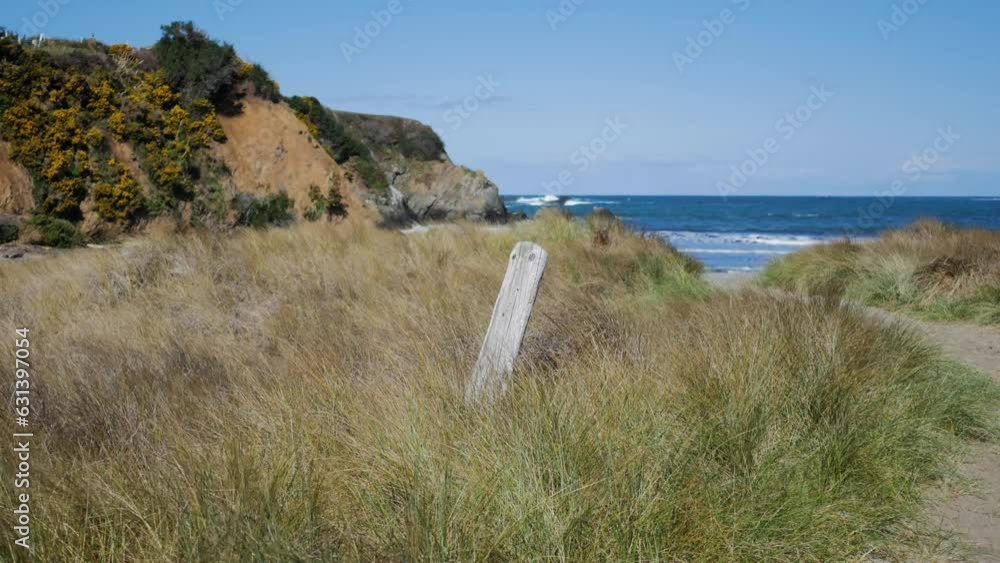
0 33 229 226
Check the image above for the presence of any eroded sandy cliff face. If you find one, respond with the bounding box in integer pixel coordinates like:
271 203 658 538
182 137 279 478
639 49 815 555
214 98 373 224
0 143 34 216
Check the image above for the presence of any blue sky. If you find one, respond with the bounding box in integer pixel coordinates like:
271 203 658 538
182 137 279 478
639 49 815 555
6 0 999 196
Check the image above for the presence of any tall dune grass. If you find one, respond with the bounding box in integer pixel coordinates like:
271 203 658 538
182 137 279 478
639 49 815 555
760 220 1000 325
1 212 996 561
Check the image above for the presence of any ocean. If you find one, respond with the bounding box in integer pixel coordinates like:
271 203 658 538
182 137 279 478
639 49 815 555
504 195 1000 272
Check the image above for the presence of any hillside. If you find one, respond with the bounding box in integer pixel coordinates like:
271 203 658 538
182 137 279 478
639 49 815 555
0 22 506 247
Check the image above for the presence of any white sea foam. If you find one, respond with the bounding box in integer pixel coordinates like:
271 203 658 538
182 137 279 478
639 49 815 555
564 199 614 206
514 194 562 206
512 196 615 207
685 248 791 255
657 231 827 247
767 212 820 218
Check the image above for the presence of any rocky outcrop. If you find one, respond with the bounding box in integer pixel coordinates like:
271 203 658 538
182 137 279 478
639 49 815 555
331 111 507 225
390 160 506 222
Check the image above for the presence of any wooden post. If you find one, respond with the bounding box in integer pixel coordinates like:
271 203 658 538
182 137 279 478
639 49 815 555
466 241 548 404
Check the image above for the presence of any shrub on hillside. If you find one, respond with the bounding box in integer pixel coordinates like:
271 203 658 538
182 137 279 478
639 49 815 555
286 97 390 193
304 184 347 222
396 126 445 161
152 21 242 110
233 192 294 228
0 216 20 244
286 96 370 163
93 159 145 222
349 157 389 193
0 27 227 228
335 111 446 162
23 215 85 248
3 101 96 221
241 62 281 102
41 39 110 72
0 30 26 65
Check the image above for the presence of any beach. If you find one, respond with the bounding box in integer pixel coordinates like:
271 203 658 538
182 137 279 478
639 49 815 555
507 196 1000 272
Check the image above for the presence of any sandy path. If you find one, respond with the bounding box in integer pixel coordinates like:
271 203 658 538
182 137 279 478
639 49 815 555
706 272 1000 561
895 316 1000 562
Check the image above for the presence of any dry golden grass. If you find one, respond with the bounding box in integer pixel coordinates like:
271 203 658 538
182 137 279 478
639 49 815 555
0 212 996 561
761 220 1000 325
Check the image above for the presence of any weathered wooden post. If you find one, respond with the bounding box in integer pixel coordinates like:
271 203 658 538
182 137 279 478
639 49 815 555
466 241 548 404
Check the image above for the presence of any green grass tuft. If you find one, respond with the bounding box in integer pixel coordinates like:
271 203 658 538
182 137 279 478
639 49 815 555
761 221 1000 326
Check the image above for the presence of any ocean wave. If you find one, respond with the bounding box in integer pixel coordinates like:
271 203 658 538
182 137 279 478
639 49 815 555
564 199 614 206
685 248 791 255
515 195 562 206
512 196 615 207
767 212 820 218
657 231 827 247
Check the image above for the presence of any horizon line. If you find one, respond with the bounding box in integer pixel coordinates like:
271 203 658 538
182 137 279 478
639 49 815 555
500 194 1000 198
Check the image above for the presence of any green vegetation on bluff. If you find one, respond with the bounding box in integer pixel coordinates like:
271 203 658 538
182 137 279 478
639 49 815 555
153 21 243 109
0 211 995 560
0 21 303 245
761 220 1000 325
286 96 389 193
334 109 446 161
286 96 368 164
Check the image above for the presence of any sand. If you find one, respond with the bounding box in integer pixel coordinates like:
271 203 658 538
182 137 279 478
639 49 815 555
705 271 755 291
